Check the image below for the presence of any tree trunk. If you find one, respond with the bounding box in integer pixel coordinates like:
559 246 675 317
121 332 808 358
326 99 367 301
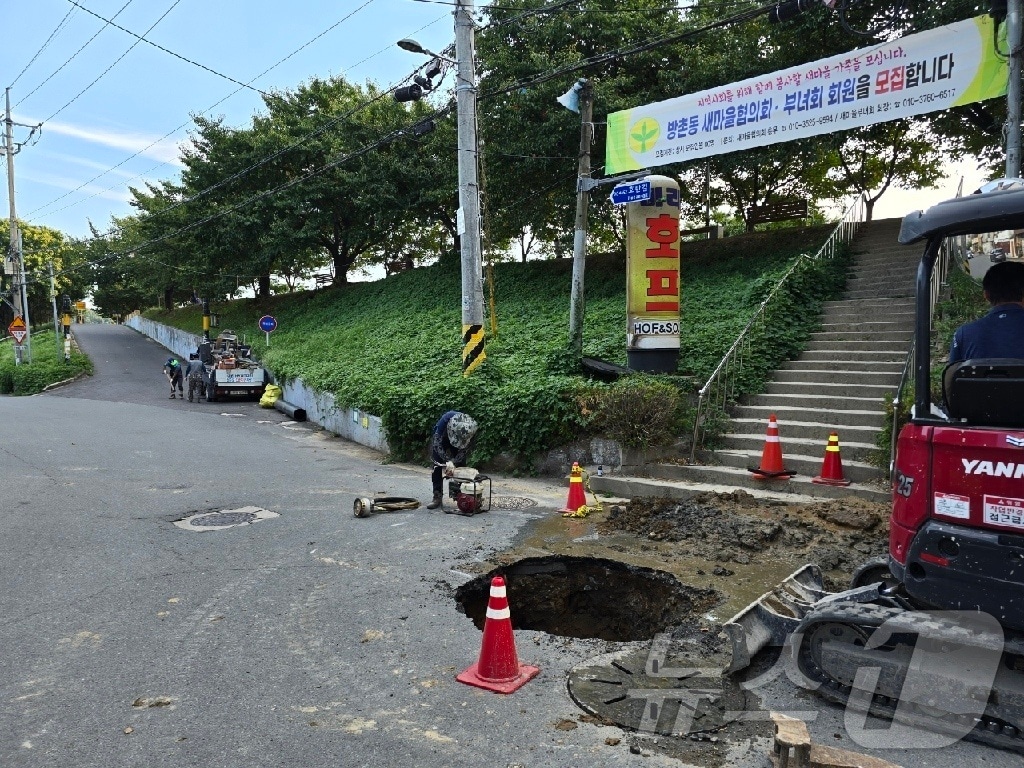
163 287 174 310
865 198 875 222
258 272 271 299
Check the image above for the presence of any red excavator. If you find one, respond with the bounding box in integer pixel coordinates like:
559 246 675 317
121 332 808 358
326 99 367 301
726 180 1024 752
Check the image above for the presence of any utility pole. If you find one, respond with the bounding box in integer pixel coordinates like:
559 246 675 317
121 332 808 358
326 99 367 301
5 89 22 336
1007 0 1023 178
454 0 486 376
4 88 39 364
49 260 60 356
568 80 594 358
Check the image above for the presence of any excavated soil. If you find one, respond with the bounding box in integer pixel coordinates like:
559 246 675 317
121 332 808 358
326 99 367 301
598 491 889 591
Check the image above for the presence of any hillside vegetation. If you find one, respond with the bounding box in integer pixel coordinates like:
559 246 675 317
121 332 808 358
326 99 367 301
146 225 850 468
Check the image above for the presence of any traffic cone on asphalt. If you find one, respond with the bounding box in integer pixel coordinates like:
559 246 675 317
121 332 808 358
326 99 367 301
457 576 540 694
813 432 851 486
559 462 588 514
747 414 796 479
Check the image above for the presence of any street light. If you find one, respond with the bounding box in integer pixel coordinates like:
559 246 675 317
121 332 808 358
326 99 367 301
397 8 486 377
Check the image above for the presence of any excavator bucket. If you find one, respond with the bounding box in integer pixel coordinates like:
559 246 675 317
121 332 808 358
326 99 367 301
723 564 829 674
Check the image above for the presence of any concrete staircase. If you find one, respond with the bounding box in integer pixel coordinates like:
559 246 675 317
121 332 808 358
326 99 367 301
593 217 919 504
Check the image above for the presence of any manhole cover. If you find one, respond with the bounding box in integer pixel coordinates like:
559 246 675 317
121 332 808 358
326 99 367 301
567 645 744 736
174 506 279 531
454 556 718 641
491 496 537 510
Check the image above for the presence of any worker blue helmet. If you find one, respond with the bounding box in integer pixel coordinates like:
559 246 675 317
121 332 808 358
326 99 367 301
447 413 478 449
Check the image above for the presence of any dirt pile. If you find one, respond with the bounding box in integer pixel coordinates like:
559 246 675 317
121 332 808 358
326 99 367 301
598 491 889 585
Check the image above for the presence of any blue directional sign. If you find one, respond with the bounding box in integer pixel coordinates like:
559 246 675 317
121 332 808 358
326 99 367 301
610 180 651 205
258 315 278 333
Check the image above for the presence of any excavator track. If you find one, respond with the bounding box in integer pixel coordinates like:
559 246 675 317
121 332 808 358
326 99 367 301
795 601 1024 754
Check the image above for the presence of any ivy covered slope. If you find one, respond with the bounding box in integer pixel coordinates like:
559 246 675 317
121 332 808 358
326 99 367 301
148 225 848 465
0 330 94 395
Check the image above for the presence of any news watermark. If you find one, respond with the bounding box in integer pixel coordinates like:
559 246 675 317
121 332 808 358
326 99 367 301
626 610 1004 749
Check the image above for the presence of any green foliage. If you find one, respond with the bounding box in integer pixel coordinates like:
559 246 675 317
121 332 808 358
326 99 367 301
144 226 844 466
589 375 689 451
0 330 93 395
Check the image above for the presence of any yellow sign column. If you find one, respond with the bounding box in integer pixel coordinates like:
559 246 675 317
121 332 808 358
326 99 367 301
625 175 680 372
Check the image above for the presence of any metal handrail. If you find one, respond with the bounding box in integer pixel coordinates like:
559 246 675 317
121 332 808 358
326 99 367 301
690 195 867 460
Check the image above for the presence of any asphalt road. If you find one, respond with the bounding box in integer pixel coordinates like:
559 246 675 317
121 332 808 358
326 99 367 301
2 323 1021 768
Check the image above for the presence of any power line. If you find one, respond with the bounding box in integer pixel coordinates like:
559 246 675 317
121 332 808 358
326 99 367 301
23 3 447 222
32 0 785 274
62 0 267 98
16 0 137 107
8 5 79 88
43 0 185 123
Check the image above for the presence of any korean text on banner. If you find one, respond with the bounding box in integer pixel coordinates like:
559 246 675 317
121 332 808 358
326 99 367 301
605 15 1007 174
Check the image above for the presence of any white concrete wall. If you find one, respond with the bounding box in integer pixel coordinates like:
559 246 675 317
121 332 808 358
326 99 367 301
126 315 390 452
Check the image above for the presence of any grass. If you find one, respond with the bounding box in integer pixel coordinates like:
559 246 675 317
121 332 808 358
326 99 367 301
0 329 94 395
141 225 848 467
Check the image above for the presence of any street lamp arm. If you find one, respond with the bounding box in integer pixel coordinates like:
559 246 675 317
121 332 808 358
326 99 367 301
397 38 457 64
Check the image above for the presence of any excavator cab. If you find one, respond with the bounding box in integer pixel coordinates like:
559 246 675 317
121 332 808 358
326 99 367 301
723 183 1024 750
889 184 1024 633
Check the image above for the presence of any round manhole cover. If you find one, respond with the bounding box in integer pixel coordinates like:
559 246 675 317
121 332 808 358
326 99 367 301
175 506 279 532
491 496 537 510
567 645 744 736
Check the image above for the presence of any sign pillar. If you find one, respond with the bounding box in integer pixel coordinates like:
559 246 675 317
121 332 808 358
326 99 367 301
625 175 680 373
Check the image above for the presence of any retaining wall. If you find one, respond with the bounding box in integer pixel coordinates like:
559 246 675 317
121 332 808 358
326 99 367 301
123 315 649 473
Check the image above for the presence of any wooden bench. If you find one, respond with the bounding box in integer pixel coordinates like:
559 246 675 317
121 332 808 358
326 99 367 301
746 198 809 229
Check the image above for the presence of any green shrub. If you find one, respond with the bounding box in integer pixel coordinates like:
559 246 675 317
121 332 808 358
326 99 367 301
142 226 840 467
0 330 93 395
591 376 688 451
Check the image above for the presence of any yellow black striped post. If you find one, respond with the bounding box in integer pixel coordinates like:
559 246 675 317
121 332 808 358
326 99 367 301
462 323 486 376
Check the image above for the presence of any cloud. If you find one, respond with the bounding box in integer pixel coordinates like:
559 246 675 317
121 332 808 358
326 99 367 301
23 171 135 203
38 119 185 166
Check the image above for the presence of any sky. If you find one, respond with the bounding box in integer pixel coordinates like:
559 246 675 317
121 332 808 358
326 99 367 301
0 1 1000 246
3 0 459 240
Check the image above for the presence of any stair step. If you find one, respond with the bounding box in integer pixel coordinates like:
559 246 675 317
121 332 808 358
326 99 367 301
796 350 907 362
820 309 914 322
719 433 878 463
822 297 914 309
729 417 881 441
714 448 882 483
818 320 913 333
731 404 886 428
810 330 911 342
771 369 902 385
743 392 886 409
804 341 909 353
765 380 896 396
591 469 890 504
844 290 915 300
782 358 904 370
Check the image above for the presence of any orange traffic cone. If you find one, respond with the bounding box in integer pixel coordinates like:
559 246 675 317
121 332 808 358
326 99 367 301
747 414 796 479
457 576 540 694
559 462 588 514
813 432 851 486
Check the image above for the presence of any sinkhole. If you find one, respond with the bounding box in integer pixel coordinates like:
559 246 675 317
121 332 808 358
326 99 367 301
454 556 719 642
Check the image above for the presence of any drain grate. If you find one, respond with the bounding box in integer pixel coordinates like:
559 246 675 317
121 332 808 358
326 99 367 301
174 506 279 532
490 496 537 510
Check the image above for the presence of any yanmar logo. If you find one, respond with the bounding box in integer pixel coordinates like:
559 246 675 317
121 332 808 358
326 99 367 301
1008 436 1024 447
962 459 1024 478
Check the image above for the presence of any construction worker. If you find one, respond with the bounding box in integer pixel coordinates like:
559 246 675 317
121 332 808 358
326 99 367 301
426 411 478 510
949 261 1024 363
163 357 184 399
184 353 206 402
